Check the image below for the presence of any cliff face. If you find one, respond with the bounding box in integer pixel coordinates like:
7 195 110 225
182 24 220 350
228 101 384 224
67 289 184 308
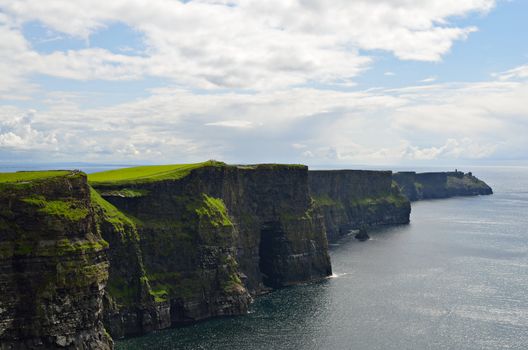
0 172 112 349
309 170 411 242
91 163 331 338
393 171 493 201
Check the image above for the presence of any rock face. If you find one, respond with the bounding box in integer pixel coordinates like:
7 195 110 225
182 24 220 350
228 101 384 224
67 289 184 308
393 171 493 201
0 172 112 349
309 170 411 242
91 163 332 339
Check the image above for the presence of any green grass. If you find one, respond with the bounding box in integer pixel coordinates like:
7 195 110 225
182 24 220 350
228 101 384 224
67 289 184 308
149 288 169 302
0 170 71 183
90 187 144 246
195 194 233 227
88 160 226 185
22 195 89 221
89 187 137 230
348 194 408 207
313 195 342 208
1 238 109 259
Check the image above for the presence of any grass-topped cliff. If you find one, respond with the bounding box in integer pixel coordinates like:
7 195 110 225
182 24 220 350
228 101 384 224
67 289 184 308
0 170 112 349
87 161 330 337
0 170 72 184
393 171 493 201
88 160 226 186
0 170 109 259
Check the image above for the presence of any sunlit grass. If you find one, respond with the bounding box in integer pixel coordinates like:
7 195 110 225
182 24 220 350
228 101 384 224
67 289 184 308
0 170 71 183
88 160 225 185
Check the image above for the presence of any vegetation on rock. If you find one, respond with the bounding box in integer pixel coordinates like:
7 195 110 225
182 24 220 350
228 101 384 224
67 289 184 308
195 194 233 227
88 160 226 185
22 195 89 221
0 170 71 183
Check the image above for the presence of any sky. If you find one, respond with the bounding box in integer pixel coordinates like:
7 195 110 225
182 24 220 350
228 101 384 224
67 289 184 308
0 0 527 167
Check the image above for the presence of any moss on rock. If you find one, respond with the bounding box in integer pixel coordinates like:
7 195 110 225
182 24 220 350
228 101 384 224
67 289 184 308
195 194 233 228
22 196 89 221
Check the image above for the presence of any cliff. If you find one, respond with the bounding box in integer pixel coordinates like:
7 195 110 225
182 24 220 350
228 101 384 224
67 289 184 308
309 170 411 242
0 171 112 349
89 161 332 339
4 163 484 347
393 171 493 201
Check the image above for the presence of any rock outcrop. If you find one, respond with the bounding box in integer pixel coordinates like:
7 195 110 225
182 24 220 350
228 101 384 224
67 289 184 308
90 162 332 339
309 170 411 242
393 171 493 201
354 229 370 242
0 171 112 349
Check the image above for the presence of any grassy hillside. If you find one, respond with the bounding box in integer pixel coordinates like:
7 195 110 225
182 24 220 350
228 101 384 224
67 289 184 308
0 170 71 183
88 160 226 185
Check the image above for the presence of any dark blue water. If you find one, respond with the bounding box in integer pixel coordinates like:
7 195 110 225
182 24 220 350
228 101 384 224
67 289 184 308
114 166 528 350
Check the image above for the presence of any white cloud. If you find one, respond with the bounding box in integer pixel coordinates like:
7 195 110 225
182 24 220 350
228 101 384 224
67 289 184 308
0 109 58 151
495 64 528 81
292 143 307 149
3 0 526 166
401 138 497 160
205 120 255 128
419 76 438 83
0 0 495 91
1 64 526 164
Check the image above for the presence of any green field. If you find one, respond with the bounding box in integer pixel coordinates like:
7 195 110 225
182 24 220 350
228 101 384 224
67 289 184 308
88 161 225 185
0 170 71 183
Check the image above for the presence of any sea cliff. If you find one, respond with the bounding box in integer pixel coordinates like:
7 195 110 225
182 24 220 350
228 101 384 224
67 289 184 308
309 170 411 242
89 162 331 338
393 171 493 201
0 171 112 349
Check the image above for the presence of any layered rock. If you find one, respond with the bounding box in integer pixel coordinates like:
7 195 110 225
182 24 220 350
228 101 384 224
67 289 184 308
0 172 112 349
90 163 331 338
393 171 493 201
309 170 411 242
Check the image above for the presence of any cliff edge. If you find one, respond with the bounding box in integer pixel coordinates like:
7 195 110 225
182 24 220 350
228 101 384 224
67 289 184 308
0 171 112 349
309 170 411 242
393 171 493 201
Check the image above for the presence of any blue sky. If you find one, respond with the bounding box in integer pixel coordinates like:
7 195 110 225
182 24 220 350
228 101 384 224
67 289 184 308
0 0 527 166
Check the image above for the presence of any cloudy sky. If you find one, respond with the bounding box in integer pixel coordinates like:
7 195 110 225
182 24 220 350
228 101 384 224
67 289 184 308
0 0 527 166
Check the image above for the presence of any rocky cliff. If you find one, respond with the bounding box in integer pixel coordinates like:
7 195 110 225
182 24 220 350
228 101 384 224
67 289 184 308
393 171 493 201
89 162 332 339
309 170 411 242
0 171 112 349
4 163 483 347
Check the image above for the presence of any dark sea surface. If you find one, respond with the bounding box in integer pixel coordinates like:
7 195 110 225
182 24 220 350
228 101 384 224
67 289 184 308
114 166 528 350
3 164 526 349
